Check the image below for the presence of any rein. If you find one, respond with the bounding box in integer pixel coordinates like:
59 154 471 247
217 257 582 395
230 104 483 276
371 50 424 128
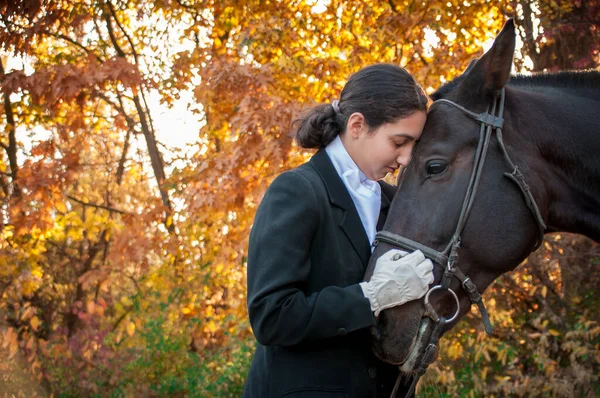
374 89 547 397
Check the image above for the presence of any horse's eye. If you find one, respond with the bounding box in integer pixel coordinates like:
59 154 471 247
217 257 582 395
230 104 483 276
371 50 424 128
426 161 448 176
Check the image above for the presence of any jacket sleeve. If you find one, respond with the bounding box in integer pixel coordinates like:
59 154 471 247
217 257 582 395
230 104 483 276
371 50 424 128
247 170 375 347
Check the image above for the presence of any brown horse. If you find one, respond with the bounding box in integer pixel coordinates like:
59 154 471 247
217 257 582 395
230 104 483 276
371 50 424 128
364 19 600 392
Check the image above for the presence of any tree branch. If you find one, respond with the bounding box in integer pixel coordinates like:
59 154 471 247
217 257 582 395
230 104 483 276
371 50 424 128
67 195 128 214
103 3 173 223
103 4 127 58
96 92 139 131
50 31 99 57
0 59 20 198
107 1 141 63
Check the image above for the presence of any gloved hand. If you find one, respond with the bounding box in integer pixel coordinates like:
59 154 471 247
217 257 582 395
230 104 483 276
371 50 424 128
360 249 434 316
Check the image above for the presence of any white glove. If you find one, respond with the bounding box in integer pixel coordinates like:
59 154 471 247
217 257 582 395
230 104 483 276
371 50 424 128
360 249 434 317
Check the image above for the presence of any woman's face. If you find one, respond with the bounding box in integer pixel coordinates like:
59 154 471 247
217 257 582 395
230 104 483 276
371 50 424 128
344 110 427 180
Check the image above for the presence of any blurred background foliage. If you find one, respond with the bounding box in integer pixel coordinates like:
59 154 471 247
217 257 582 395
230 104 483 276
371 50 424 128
0 0 598 396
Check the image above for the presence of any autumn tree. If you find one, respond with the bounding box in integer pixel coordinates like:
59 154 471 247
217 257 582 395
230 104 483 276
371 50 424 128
0 0 598 396
513 0 599 71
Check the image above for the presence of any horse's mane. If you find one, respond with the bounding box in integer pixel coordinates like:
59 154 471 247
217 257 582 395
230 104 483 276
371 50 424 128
431 69 600 100
510 70 600 89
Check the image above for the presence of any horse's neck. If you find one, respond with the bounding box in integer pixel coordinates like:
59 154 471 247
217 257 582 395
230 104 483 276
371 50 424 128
508 85 600 242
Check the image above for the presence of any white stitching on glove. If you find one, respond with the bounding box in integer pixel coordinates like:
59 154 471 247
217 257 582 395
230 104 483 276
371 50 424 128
360 249 434 317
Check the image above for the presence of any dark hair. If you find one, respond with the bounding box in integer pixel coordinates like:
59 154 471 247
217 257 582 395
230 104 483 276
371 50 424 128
294 63 428 148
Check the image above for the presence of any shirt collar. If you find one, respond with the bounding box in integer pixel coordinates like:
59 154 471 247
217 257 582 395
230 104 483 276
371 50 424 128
325 135 375 188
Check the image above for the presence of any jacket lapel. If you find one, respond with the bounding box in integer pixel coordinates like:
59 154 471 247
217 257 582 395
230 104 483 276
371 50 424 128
310 150 371 267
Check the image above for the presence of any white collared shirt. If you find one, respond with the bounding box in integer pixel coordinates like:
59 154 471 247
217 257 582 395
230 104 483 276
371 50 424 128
325 135 382 250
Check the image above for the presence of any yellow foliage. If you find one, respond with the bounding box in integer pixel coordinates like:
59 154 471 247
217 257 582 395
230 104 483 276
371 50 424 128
446 340 463 360
30 316 40 331
126 322 136 336
120 296 133 307
31 266 44 279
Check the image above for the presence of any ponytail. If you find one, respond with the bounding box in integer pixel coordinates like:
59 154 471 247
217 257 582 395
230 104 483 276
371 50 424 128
293 104 344 149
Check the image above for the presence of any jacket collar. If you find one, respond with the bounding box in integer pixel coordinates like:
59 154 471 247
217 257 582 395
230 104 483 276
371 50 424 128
310 149 372 267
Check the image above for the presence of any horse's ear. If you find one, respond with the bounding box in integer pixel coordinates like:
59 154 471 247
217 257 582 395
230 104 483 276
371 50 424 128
462 19 516 95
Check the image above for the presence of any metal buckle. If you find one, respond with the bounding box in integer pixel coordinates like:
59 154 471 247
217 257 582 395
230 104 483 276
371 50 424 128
423 285 460 324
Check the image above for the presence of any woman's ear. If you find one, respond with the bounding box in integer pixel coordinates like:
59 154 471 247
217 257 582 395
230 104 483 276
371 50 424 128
347 112 366 139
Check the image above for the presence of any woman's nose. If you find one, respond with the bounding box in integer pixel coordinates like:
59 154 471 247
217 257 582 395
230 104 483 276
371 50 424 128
396 148 412 167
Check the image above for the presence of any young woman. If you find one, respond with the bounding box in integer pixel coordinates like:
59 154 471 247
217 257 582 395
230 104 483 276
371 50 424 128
243 64 434 397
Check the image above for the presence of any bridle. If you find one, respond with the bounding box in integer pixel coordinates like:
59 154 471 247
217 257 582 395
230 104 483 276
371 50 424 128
373 88 547 397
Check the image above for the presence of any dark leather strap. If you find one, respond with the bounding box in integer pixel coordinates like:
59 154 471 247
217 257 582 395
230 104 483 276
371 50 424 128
374 231 448 265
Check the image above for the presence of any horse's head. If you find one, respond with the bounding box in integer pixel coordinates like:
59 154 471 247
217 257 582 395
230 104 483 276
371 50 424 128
365 19 547 370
